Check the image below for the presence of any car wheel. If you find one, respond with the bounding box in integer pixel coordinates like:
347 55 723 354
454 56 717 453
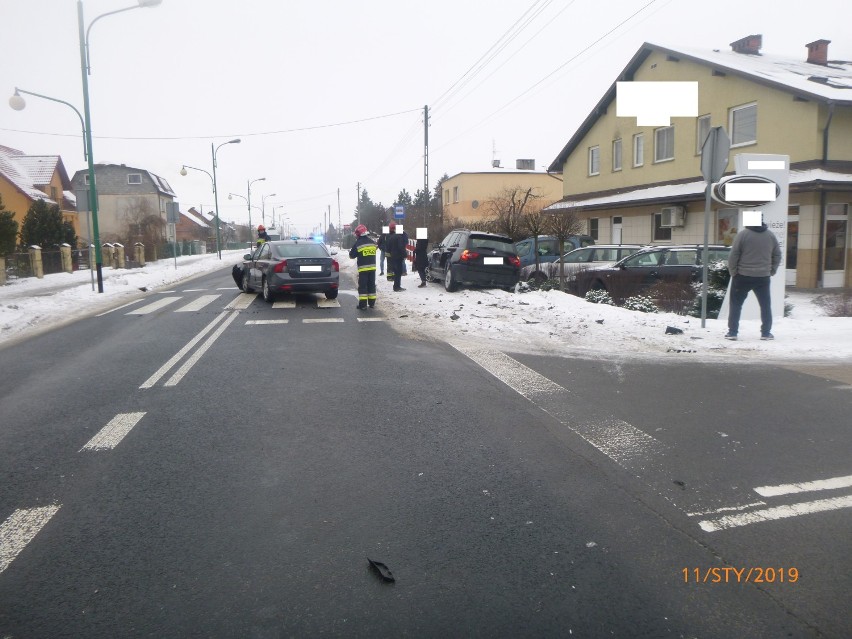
444 264 458 292
243 271 254 293
262 277 275 303
591 279 607 292
529 271 547 285
325 289 338 300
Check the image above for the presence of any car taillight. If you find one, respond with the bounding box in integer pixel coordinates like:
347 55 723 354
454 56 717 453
460 249 480 262
508 255 521 268
332 260 339 272
273 260 288 273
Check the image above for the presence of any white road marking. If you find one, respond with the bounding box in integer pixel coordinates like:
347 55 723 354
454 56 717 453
80 412 146 451
126 297 181 315
216 287 236 290
451 343 665 467
140 311 231 389
699 495 852 532
272 300 296 309
0 505 61 574
226 293 256 310
181 288 207 292
96 300 140 316
303 318 344 323
246 319 289 325
356 317 387 322
686 502 767 517
316 298 341 308
164 311 241 386
175 294 221 312
754 474 852 497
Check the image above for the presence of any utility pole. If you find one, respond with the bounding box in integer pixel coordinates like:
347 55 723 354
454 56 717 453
337 188 341 238
423 104 429 229
357 182 361 226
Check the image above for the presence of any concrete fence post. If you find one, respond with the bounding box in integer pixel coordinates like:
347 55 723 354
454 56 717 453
0 257 6 285
102 243 114 270
60 243 73 273
89 244 96 270
134 242 146 267
113 243 125 269
29 245 44 279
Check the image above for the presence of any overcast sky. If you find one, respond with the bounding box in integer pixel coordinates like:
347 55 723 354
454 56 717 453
3 0 850 236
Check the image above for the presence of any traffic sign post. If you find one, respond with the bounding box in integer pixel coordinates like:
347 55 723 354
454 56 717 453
394 204 405 220
700 127 730 326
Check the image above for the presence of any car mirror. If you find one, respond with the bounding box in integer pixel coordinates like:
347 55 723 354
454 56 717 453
243 254 252 260
330 249 338 255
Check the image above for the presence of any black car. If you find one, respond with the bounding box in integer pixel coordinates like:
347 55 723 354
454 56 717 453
574 244 731 301
237 240 340 302
426 229 521 292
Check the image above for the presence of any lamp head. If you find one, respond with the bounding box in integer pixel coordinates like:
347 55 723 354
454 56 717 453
229 138 241 144
179 166 187 176
9 90 25 111
228 194 233 200
137 0 163 7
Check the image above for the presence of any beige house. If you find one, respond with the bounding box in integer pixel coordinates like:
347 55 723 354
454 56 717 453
442 169 563 225
0 145 80 243
545 35 852 288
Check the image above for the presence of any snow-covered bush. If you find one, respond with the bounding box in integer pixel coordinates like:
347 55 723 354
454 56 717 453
585 289 614 305
622 295 658 313
688 260 730 319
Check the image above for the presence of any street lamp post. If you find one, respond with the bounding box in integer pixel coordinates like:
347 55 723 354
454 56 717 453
179 164 215 252
211 139 241 258
247 177 265 232
78 0 162 291
261 193 277 226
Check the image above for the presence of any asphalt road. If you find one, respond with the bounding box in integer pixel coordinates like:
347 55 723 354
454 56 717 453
0 265 849 638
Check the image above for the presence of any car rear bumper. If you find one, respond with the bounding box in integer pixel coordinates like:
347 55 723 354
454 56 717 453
454 265 519 287
269 274 339 292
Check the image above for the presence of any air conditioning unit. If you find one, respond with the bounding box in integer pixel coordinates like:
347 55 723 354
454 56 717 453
660 206 685 227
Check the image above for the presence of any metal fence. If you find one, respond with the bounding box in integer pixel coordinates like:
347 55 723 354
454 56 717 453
3 248 92 281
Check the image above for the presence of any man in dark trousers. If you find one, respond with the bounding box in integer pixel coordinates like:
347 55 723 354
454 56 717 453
349 224 377 309
725 211 782 341
414 234 429 287
386 222 408 291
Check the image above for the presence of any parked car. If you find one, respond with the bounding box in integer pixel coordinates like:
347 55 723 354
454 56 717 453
426 229 521 292
514 234 595 270
574 244 731 301
238 239 340 301
522 244 646 284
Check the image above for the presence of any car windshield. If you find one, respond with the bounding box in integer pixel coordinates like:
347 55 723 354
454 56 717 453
272 243 329 259
470 236 514 252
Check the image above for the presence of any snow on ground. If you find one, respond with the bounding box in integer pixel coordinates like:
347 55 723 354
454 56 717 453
1 248 850 364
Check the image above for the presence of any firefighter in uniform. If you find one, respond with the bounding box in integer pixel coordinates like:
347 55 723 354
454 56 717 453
349 224 377 309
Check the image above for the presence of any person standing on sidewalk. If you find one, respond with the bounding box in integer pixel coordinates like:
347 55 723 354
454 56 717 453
414 236 429 287
386 222 408 291
349 224 377 309
725 212 782 341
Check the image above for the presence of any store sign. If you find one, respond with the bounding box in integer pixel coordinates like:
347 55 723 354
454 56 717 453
711 175 780 208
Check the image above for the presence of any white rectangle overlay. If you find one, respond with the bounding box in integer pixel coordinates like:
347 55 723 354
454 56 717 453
748 160 786 170
81 412 146 451
300 265 322 272
726 183 777 202
484 257 503 265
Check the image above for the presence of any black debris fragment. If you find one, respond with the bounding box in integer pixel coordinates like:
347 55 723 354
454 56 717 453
665 326 684 335
450 313 460 320
672 480 686 489
595 319 604 324
367 558 395 583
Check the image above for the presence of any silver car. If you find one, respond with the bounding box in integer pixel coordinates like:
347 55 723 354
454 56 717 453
522 244 646 284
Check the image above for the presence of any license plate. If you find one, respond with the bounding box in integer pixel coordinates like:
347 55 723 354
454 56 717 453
300 265 322 272
484 257 503 265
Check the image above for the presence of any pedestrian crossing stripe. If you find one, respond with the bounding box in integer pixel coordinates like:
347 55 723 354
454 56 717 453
126 297 181 314
175 294 222 312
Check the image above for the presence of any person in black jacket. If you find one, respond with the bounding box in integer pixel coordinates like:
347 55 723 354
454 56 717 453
414 236 429 287
348 224 377 309
386 222 408 291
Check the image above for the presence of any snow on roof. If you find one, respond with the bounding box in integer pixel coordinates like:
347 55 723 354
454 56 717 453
654 42 852 103
0 146 57 203
546 168 852 210
14 155 61 186
182 209 209 228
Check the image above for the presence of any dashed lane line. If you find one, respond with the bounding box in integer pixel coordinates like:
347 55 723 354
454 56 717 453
302 318 345 323
356 317 387 322
246 319 289 325
699 495 852 532
0 505 61 574
79 412 146 451
754 474 852 497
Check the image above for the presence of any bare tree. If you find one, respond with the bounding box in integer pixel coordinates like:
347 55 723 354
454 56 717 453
522 207 549 276
546 207 583 291
122 198 164 261
484 187 541 240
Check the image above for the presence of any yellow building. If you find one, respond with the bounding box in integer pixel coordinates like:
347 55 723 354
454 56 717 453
442 169 563 226
0 145 80 246
546 36 852 288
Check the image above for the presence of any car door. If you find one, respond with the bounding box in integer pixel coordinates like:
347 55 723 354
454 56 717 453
248 243 271 288
439 232 462 273
607 249 666 298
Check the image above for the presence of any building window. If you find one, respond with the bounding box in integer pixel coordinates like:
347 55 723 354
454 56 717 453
612 139 622 171
730 103 757 146
84 174 90 185
696 115 711 155
825 203 848 271
589 218 599 240
633 134 644 167
452 186 459 203
653 213 672 241
787 205 800 270
50 186 58 201
588 146 600 176
444 189 449 205
654 126 674 162
127 173 143 185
